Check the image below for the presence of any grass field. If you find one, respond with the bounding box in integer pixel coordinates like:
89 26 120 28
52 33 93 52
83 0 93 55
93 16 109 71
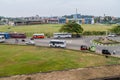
0 24 114 33
0 24 62 33
0 44 120 77
0 24 115 37
81 24 114 31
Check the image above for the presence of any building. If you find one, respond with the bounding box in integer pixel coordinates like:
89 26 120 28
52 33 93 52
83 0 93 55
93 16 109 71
6 14 95 26
58 17 66 24
12 15 45 26
63 14 94 24
45 17 59 24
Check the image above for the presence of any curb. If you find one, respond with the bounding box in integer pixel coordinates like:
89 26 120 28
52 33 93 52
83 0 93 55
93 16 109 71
92 40 120 46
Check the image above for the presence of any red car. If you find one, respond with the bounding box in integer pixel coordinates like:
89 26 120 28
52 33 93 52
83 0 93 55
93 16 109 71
80 45 88 50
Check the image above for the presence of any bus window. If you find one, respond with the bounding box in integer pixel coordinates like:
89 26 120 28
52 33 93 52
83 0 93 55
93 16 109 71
53 33 72 39
9 33 26 38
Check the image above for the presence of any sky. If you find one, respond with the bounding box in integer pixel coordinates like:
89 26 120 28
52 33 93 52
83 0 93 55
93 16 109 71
0 0 120 17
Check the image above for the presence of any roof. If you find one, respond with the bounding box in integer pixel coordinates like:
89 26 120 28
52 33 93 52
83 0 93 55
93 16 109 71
50 40 66 42
33 33 44 35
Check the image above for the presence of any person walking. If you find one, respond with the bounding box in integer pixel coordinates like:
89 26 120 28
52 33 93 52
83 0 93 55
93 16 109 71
113 50 116 55
15 38 19 44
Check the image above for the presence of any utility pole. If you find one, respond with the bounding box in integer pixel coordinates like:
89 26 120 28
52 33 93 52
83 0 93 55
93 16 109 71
104 14 106 17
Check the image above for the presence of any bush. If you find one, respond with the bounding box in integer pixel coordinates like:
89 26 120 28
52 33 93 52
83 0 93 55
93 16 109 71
25 32 34 37
44 32 53 38
110 25 120 34
72 33 82 38
82 31 106 35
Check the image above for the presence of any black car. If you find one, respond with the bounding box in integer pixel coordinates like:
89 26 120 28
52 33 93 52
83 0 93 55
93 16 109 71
102 49 111 55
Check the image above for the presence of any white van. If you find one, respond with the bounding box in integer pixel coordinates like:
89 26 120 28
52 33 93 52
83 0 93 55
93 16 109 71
0 36 5 43
53 33 72 38
49 40 66 48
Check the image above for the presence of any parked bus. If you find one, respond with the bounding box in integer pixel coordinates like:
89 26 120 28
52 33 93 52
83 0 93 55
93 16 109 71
32 33 45 39
0 36 5 43
49 40 66 48
53 33 72 39
0 32 10 39
9 33 26 38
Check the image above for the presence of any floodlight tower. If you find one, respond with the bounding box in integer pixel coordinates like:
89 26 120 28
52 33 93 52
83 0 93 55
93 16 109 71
76 8 78 21
75 8 79 24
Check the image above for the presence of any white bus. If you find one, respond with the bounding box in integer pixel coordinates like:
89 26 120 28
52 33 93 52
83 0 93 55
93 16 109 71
0 36 5 43
49 40 66 48
53 33 72 39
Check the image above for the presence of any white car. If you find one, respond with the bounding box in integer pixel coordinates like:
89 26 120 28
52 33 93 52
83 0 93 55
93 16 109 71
108 33 117 37
25 40 35 45
0 36 5 43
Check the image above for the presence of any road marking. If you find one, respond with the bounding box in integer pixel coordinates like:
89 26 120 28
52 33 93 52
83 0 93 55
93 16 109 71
66 40 72 43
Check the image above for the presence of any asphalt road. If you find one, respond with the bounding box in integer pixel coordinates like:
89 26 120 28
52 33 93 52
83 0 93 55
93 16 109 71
5 36 120 57
81 36 120 56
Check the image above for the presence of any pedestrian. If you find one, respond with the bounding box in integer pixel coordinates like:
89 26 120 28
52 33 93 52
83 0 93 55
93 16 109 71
113 50 116 55
15 38 19 44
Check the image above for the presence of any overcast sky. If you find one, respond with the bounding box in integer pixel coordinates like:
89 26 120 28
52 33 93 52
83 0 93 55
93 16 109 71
0 0 120 17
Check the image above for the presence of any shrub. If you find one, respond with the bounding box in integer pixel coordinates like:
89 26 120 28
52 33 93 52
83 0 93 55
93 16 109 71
83 31 106 35
44 32 53 38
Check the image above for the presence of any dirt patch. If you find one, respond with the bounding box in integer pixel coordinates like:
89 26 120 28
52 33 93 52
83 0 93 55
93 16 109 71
0 65 120 80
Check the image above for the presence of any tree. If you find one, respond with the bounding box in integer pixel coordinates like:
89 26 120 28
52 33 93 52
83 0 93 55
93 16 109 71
60 22 83 34
109 25 120 34
94 17 101 23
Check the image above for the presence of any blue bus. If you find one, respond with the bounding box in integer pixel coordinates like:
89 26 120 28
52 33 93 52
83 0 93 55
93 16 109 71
0 33 10 39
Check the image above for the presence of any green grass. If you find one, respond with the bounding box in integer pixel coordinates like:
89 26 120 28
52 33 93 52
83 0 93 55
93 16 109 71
0 24 114 33
0 44 120 77
81 24 114 31
0 24 115 37
0 24 62 33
